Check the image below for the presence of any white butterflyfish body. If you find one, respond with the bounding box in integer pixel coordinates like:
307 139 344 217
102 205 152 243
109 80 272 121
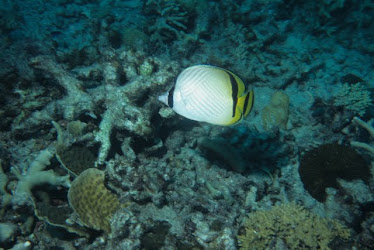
158 65 254 125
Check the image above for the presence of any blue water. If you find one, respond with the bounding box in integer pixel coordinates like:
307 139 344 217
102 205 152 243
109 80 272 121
0 0 373 249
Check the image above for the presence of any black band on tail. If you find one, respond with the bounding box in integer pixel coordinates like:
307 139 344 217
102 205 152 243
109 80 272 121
227 72 238 117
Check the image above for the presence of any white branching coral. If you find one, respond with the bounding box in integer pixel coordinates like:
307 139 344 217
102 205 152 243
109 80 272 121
29 56 95 120
26 51 179 165
351 117 374 156
94 83 153 164
11 149 70 206
11 56 95 134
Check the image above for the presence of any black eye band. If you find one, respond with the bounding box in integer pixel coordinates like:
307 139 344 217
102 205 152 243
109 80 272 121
168 86 175 108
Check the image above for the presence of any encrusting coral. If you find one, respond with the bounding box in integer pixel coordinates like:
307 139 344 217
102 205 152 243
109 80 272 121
237 203 350 249
67 168 120 234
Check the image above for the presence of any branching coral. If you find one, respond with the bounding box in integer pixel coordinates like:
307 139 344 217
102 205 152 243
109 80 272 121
145 0 190 42
144 0 202 47
94 82 154 164
10 149 70 206
333 82 372 116
237 203 350 249
351 117 374 156
24 52 179 164
29 56 95 120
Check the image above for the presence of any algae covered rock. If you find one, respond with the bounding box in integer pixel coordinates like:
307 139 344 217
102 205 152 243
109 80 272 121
261 91 290 130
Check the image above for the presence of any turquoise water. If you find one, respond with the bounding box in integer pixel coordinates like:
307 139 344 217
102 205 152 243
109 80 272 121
0 0 373 249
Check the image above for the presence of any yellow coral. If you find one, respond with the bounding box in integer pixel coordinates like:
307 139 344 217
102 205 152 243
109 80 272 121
67 168 120 234
237 203 350 249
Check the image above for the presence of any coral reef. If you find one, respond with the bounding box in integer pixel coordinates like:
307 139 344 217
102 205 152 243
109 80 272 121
33 187 89 238
143 0 210 54
23 50 179 164
237 202 350 249
1 0 374 249
333 82 372 116
145 0 191 42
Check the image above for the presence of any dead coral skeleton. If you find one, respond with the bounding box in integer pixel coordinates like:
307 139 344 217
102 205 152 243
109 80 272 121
27 53 179 164
29 56 94 120
27 55 152 164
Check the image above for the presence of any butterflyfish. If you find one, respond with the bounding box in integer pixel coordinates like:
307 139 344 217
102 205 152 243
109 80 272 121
158 65 254 125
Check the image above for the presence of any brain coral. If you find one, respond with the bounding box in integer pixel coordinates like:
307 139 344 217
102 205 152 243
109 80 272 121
67 168 120 234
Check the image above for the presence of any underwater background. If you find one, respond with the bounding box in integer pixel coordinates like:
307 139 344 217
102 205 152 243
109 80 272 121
0 0 373 249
